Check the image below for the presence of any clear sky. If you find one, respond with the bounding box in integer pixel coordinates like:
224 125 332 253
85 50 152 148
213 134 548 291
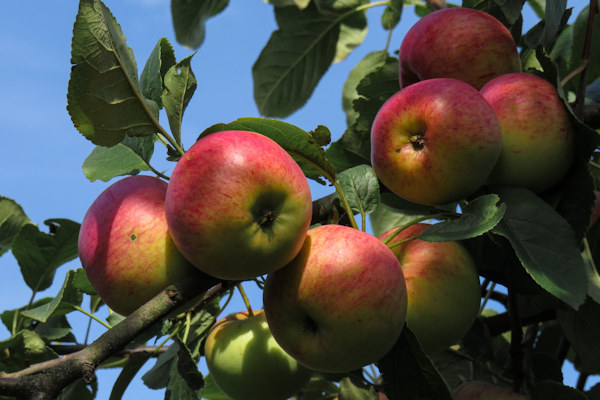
0 0 593 399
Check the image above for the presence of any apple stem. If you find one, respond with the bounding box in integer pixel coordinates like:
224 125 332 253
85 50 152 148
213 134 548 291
182 311 192 343
237 283 254 317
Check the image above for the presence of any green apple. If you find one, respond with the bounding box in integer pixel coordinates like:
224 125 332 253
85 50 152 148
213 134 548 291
78 175 200 316
371 78 502 205
480 72 575 192
399 7 521 90
263 224 408 373
453 381 528 399
165 130 313 280
380 223 481 354
204 309 313 400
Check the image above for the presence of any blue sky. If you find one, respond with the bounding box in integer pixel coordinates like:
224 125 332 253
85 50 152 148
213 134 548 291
0 0 594 398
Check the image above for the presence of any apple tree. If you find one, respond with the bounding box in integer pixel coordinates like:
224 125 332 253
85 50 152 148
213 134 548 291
1 0 600 399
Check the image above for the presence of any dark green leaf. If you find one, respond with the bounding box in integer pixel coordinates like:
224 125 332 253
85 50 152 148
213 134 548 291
341 51 389 126
143 343 179 389
21 270 84 323
336 164 380 217
67 0 159 147
200 117 336 184
377 326 453 400
0 196 30 256
165 341 204 400
107 312 126 327
185 307 218 360
589 383 600 400
381 0 403 29
109 353 153 400
324 140 367 173
82 135 157 182
301 375 340 400
1 297 54 334
543 0 567 49
162 54 198 145
72 268 97 296
140 38 176 107
338 377 378 399
532 380 589 400
557 298 600 374
253 3 340 117
58 379 98 400
338 56 399 162
267 0 311 8
569 5 600 90
309 125 332 147
0 330 58 373
418 194 506 242
12 219 80 292
201 375 230 400
171 0 229 49
34 315 75 342
491 187 587 309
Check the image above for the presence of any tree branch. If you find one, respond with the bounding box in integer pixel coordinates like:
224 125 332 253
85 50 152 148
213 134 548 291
0 273 226 399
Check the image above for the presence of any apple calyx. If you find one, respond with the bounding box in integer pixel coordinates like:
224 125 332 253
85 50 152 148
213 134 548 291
409 133 426 150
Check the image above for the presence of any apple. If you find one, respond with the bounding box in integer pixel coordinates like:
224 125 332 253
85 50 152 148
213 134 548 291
165 130 313 281
399 7 521 90
480 72 575 193
263 224 408 373
370 78 502 205
453 381 528 399
380 223 481 354
78 175 200 316
204 309 313 400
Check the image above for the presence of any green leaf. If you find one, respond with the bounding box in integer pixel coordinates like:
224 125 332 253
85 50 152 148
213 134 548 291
336 164 380 217
532 380 589 400
557 298 600 374
381 0 403 29
171 0 229 49
109 353 153 400
140 37 177 107
337 56 399 162
570 5 600 90
267 0 311 8
0 196 30 256
201 375 229 400
12 219 80 293
185 306 219 360
253 3 340 117
34 315 75 342
165 341 204 400
418 194 506 242
338 377 378 399
542 0 567 50
21 270 84 323
491 187 588 309
72 268 97 296
301 375 340 400
201 117 336 185
82 135 156 182
67 0 159 147
0 330 58 373
341 51 389 126
1 297 53 334
377 326 453 400
162 54 198 145
334 10 368 64
143 343 179 389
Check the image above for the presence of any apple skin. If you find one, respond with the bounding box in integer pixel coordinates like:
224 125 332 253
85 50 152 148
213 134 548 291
399 7 521 90
380 223 481 354
263 224 408 373
204 309 313 400
453 381 528 399
371 78 502 205
165 130 313 281
480 73 575 193
78 175 200 316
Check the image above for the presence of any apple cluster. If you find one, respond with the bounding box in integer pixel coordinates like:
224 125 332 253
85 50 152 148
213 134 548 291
372 7 575 206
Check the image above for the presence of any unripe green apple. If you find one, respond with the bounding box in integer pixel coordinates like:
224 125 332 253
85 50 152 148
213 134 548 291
165 130 313 280
399 7 521 90
263 224 408 373
371 78 502 205
480 73 575 193
204 309 313 400
78 175 200 316
380 223 481 354
453 381 528 399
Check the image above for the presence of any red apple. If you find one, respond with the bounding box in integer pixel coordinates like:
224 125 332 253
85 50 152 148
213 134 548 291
370 78 502 205
480 72 575 192
453 381 528 399
380 223 481 354
399 7 521 90
78 175 199 315
165 130 312 281
263 224 408 373
204 310 313 400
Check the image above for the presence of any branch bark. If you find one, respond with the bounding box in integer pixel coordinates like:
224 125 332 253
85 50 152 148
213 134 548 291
0 273 225 399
